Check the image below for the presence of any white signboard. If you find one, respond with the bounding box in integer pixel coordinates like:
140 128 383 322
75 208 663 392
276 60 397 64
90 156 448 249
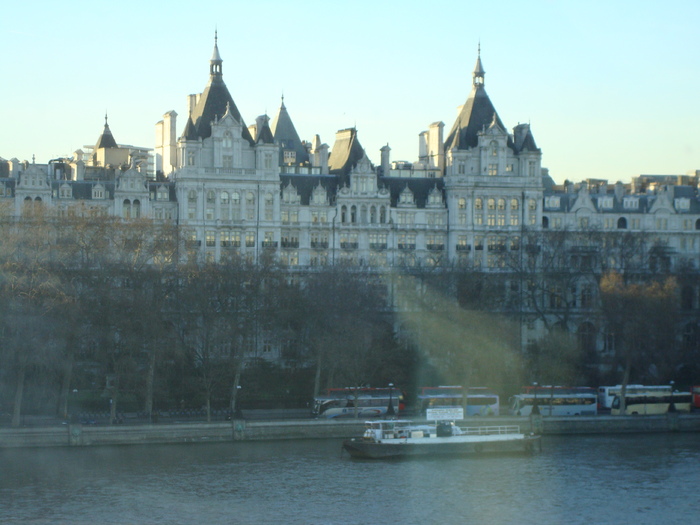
426 407 464 421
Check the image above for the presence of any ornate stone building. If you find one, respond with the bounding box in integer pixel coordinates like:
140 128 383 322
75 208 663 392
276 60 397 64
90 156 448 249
2 36 699 358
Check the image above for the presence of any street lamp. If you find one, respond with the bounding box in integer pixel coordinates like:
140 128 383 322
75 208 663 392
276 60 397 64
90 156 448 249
387 383 395 417
668 380 676 413
235 385 244 419
531 382 540 415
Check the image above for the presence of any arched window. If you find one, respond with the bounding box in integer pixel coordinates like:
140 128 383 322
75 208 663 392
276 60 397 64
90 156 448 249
360 205 367 224
351 205 357 223
133 199 141 218
510 199 519 210
617 217 627 229
341 205 347 223
370 206 377 224
475 198 483 210
188 190 197 202
220 191 229 204
231 191 240 205
380 206 387 224
207 190 215 203
123 199 131 219
542 216 549 228
458 198 466 210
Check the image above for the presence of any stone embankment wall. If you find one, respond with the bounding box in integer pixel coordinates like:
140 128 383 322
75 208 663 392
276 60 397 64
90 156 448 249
1 414 699 448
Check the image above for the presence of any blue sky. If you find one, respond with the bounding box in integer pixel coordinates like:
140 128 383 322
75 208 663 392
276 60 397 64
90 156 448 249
1 0 697 183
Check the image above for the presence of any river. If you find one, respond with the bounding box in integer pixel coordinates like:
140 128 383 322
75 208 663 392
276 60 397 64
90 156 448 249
1 433 698 524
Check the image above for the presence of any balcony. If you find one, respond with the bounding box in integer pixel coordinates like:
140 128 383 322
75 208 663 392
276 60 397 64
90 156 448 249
369 243 387 251
426 243 445 251
261 241 278 248
340 242 358 250
310 241 329 249
281 240 300 249
398 243 416 251
456 244 471 251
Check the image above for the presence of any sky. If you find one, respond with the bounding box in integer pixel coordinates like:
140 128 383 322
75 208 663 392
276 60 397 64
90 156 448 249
1 0 697 184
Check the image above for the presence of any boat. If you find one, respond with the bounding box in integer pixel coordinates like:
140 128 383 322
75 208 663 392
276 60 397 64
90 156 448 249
342 419 541 459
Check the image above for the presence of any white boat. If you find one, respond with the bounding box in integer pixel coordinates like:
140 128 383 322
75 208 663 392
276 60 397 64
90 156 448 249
342 420 541 459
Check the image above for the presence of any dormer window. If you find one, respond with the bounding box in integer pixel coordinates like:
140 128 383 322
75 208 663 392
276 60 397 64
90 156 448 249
92 185 105 200
157 187 169 201
312 185 327 206
545 196 560 208
59 184 72 199
427 188 442 206
598 196 613 209
399 187 414 205
675 198 690 211
283 150 296 165
623 198 639 209
223 131 233 149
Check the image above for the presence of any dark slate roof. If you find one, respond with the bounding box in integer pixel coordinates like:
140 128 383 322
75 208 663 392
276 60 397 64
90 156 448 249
51 180 117 200
188 41 254 145
512 123 540 153
443 54 506 151
257 122 274 144
279 174 339 205
95 117 118 149
181 115 198 141
328 128 365 183
378 177 445 208
271 98 309 164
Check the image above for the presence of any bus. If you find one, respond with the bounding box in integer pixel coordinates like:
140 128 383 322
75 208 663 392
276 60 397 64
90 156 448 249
417 386 500 416
598 385 672 410
510 386 597 416
690 386 700 409
312 387 403 419
611 391 692 415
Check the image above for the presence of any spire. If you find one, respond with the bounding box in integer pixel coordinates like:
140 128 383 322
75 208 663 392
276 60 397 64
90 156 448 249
95 113 118 149
210 30 223 78
473 43 485 88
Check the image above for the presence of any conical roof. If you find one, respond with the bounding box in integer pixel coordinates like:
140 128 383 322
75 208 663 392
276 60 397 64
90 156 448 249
270 97 309 164
444 51 506 150
188 35 254 145
95 114 118 149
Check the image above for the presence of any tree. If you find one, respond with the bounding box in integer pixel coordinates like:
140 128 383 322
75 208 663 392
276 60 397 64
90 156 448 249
599 272 678 413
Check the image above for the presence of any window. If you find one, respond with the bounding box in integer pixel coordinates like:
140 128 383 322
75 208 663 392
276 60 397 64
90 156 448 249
283 150 296 164
488 164 497 176
223 131 233 149
458 198 466 210
206 231 215 247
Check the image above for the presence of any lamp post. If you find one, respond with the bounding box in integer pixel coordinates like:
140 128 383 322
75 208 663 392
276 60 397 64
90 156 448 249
387 383 395 417
668 380 676 413
531 382 540 415
234 385 243 419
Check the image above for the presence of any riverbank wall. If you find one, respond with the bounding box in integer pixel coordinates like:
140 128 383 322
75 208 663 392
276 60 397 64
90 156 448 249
1 414 699 448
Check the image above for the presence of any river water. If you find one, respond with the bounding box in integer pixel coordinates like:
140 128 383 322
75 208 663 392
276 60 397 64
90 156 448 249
1 433 698 524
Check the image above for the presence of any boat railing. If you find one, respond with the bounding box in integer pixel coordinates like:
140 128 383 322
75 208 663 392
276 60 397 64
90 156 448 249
458 425 521 436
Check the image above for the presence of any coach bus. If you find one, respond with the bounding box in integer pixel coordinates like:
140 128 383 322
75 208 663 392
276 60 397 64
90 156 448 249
417 386 500 416
510 386 597 416
312 387 403 419
598 385 672 410
611 390 692 415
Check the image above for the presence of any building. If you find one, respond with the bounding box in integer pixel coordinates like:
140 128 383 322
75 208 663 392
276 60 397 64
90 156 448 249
1 35 699 359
